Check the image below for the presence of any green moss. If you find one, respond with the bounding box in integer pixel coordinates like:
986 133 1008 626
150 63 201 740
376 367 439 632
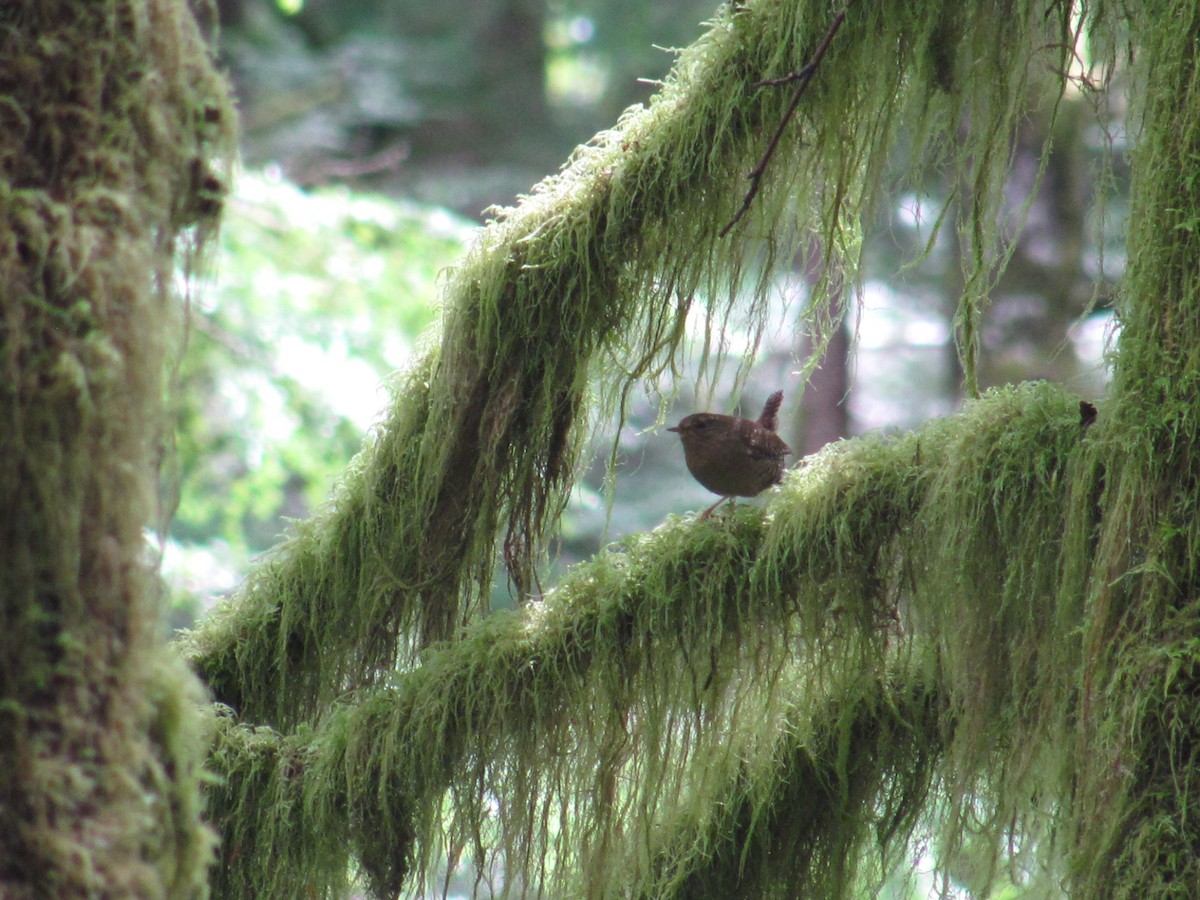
0 0 234 895
193 0 1200 897
206 384 1104 897
184 0 1091 737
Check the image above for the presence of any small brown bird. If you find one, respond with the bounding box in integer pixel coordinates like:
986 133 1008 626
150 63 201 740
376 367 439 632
668 390 792 518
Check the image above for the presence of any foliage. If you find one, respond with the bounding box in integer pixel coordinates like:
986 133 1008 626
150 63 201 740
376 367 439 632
230 0 721 217
169 173 472 585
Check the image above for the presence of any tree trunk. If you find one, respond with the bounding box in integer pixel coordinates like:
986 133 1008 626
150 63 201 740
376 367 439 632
0 2 234 895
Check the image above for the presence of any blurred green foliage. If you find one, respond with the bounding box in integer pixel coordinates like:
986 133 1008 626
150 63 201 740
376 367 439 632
167 171 474 597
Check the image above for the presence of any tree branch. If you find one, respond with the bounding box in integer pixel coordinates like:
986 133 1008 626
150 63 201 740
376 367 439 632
204 383 1092 896
720 0 856 238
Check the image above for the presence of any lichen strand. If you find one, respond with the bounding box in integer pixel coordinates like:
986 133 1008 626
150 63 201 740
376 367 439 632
0 0 235 896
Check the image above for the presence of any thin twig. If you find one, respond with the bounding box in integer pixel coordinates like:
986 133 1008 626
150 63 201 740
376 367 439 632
720 0 855 237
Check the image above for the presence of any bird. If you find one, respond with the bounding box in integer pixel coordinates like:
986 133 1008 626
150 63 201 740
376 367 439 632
668 390 792 518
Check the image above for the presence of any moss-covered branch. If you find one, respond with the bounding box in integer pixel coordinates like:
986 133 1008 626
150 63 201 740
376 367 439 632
205 383 1095 896
182 0 1085 731
195 1 1200 894
644 672 946 900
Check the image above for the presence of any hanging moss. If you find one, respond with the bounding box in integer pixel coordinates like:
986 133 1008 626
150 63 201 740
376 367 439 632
645 672 946 900
0 0 235 896
190 0 1200 896
182 0 1088 744
205 383 1102 897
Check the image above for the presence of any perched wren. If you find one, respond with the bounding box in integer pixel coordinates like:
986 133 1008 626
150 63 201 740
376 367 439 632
668 390 792 518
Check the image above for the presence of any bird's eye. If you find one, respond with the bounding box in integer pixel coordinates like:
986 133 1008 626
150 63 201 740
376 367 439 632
694 418 708 429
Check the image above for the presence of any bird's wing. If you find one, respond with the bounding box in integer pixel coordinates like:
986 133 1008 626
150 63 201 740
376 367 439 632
746 428 792 460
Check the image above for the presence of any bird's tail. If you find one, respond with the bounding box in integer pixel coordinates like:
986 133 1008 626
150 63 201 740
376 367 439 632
758 390 784 431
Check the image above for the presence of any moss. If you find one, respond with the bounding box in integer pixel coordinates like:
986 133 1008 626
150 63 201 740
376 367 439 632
193 0 1200 897
207 385 1101 898
650 672 946 900
183 0 1091 741
0 0 235 896
1059 3 1200 894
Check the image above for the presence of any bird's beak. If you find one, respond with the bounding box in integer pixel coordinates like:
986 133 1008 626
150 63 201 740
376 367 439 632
667 425 680 433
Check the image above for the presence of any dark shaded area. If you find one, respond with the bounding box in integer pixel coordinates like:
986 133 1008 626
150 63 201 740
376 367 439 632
215 0 719 216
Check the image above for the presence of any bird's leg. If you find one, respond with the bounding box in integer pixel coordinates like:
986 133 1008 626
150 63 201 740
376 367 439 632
700 496 732 519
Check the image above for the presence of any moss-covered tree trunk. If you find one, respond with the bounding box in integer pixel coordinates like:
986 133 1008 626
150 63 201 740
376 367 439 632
0 2 233 896
1066 5 1200 889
